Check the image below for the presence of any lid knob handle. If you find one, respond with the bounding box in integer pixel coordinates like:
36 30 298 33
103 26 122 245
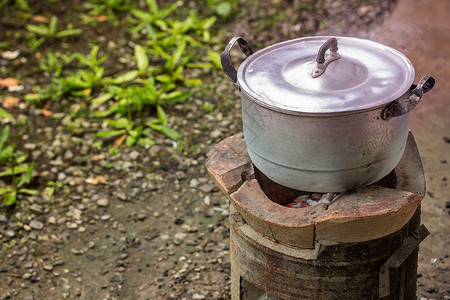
312 37 341 78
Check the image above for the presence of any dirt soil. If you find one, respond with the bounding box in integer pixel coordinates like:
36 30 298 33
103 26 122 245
0 0 448 299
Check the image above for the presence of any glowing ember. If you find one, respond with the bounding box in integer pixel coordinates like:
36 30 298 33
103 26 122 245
286 192 340 208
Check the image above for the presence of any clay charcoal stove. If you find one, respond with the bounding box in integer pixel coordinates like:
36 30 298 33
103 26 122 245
206 132 429 300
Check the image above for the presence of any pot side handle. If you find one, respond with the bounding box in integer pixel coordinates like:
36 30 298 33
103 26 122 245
221 37 254 87
382 75 435 120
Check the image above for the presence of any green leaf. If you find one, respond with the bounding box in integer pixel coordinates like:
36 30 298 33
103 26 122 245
125 135 137 147
26 24 49 36
91 93 113 105
3 190 16 206
93 102 120 117
19 188 39 195
202 16 216 29
156 105 168 124
49 16 58 35
94 129 126 138
16 155 28 164
0 164 30 177
160 91 190 105
107 70 139 84
0 125 9 152
134 45 149 74
106 118 132 130
131 9 152 22
0 107 13 119
0 145 14 163
207 50 222 69
149 123 180 140
137 138 155 146
216 2 232 17
0 187 12 196
167 38 186 69
146 0 159 14
55 28 82 38
17 162 34 188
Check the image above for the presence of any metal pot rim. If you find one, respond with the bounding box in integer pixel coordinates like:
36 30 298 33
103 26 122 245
237 36 415 114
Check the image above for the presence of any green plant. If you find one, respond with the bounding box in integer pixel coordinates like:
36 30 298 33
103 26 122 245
0 125 38 206
207 0 237 18
26 16 82 50
84 0 135 25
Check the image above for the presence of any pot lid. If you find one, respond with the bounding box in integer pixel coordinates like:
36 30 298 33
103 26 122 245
237 36 415 114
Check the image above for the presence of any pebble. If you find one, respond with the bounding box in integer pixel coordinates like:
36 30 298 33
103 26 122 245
97 198 109 207
0 215 7 223
29 220 44 230
190 178 199 188
71 248 86 255
57 172 67 181
174 232 187 240
210 129 221 139
101 214 111 221
204 195 211 206
137 213 147 221
192 294 206 299
117 191 128 201
129 150 140 160
43 264 53 271
2 230 15 238
29 204 43 213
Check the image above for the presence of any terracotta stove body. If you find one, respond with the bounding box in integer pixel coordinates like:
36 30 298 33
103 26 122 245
206 132 429 300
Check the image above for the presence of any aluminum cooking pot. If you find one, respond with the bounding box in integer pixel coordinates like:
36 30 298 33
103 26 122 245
221 36 435 192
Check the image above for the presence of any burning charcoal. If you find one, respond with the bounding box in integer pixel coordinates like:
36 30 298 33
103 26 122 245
306 199 320 206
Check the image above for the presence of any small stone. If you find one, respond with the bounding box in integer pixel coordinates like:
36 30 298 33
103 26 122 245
210 129 221 139
66 222 78 229
137 213 147 221
117 191 128 201
97 198 109 207
71 248 85 255
101 214 111 221
2 230 15 238
57 172 67 181
29 204 43 214
23 273 32 280
54 260 64 266
88 241 95 249
1 49 20 60
24 262 33 269
189 178 199 188
47 216 56 224
192 294 206 300
204 195 211 206
29 232 37 240
0 215 7 223
129 150 140 160
29 220 44 230
43 264 53 271
174 218 184 225
174 232 187 240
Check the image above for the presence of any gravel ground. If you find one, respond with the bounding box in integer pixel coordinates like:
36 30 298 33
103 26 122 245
3 0 448 299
